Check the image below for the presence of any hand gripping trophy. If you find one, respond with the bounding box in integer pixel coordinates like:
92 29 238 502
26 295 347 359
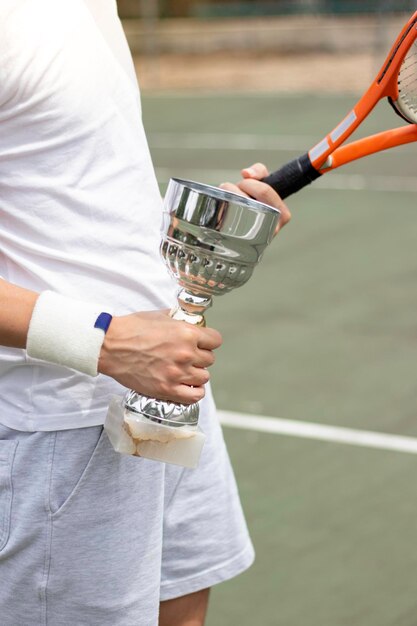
104 178 280 468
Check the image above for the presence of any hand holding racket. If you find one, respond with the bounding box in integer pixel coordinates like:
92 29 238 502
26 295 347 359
260 11 417 199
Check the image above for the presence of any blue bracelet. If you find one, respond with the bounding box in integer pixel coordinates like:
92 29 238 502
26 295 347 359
94 312 113 333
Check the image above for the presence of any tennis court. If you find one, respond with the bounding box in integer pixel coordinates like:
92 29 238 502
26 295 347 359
142 91 417 626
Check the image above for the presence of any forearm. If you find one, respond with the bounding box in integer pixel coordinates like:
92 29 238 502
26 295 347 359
0 280 222 404
0 279 39 349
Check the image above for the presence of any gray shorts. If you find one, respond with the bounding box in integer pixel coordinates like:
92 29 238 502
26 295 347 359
0 396 254 625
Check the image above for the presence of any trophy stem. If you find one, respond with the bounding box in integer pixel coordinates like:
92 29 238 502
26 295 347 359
122 288 212 428
170 288 212 326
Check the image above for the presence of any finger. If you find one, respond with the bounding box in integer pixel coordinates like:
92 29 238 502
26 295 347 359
237 179 291 229
193 347 216 368
181 366 211 387
241 162 269 180
173 384 206 405
219 182 250 198
197 327 222 350
237 178 284 207
220 179 291 234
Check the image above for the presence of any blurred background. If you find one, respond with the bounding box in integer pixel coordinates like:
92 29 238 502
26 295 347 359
118 0 415 91
118 2 417 625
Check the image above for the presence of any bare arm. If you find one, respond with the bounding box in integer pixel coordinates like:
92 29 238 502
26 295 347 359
0 279 39 348
0 279 222 404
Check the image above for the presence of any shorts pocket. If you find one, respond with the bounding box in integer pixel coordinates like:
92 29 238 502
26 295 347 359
49 426 106 519
0 440 18 552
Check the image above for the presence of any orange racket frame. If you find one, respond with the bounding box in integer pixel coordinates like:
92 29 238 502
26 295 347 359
323 124 417 171
311 10 417 172
262 11 417 198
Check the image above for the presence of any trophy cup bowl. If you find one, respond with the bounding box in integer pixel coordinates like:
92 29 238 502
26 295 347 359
104 178 280 467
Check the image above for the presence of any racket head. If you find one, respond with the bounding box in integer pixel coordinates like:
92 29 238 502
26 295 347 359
307 12 417 170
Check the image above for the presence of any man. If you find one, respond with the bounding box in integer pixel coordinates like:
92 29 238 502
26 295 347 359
0 1 290 624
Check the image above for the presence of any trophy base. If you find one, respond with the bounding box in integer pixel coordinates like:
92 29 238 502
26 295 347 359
104 396 206 469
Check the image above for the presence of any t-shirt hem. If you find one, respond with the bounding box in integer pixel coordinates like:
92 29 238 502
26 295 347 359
159 541 255 602
0 406 110 432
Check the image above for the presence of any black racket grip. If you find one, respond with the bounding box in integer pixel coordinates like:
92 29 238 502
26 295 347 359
262 153 322 199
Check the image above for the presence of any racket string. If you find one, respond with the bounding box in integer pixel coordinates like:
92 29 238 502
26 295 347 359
397 40 417 123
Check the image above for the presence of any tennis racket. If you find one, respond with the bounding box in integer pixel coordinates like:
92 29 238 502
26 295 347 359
262 10 417 199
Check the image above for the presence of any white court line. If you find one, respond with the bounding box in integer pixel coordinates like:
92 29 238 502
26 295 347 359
218 410 417 455
156 168 417 193
149 132 417 153
145 92 356 100
149 133 315 151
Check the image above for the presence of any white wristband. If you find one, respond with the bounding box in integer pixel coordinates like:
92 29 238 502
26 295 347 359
26 291 112 376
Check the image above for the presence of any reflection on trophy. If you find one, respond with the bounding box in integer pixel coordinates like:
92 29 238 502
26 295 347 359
104 178 280 468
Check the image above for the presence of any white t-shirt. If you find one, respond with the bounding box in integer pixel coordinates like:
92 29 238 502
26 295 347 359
0 0 178 430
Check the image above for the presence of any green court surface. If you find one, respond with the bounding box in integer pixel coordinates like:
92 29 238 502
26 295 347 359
142 92 417 625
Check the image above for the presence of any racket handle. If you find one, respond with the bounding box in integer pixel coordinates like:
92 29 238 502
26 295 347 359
261 153 322 199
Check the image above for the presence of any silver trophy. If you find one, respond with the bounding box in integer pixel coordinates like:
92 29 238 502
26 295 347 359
105 178 280 467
